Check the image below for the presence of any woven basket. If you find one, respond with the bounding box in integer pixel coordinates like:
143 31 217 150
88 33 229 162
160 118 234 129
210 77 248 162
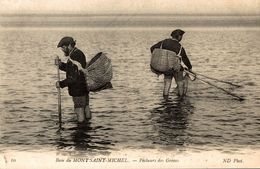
151 48 181 73
83 52 113 91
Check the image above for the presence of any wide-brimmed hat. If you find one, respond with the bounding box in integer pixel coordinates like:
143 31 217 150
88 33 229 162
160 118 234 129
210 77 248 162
57 36 75 47
171 29 185 37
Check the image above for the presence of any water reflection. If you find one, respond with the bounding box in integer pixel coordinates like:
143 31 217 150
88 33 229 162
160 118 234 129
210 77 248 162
151 97 194 146
69 123 93 151
55 121 113 154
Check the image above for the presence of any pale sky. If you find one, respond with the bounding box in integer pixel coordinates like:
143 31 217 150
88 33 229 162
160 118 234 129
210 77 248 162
0 0 259 14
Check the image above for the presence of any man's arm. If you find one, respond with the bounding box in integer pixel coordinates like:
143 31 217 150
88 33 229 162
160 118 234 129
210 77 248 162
59 62 67 72
59 67 79 88
181 48 192 70
59 77 76 88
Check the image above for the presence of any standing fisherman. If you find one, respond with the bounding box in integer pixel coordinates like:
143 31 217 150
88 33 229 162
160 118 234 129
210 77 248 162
55 37 91 123
150 29 192 98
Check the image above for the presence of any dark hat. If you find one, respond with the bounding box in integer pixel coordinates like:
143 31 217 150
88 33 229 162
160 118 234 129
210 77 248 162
171 29 185 37
57 36 74 47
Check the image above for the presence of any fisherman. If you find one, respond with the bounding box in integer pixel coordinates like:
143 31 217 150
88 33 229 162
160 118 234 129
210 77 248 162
55 36 91 123
150 29 192 98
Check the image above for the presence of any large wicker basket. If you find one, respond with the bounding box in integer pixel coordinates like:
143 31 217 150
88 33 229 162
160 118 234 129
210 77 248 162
83 52 113 91
150 48 181 73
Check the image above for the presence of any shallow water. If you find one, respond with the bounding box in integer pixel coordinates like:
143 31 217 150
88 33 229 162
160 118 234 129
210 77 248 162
0 16 260 156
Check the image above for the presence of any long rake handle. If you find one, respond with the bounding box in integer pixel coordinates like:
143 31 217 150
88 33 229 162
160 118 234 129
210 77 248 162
198 77 244 101
184 70 244 101
192 71 241 87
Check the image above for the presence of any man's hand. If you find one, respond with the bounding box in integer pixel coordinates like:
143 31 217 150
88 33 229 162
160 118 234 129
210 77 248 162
56 81 60 88
184 67 192 72
55 57 61 66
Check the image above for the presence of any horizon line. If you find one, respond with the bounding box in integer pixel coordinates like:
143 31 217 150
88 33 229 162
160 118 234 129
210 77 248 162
1 12 259 17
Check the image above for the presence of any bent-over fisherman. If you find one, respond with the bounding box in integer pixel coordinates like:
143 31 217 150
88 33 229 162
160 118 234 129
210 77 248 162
150 29 192 98
55 36 91 123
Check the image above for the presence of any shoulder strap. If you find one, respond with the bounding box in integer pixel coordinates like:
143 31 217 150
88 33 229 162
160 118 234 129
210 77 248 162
160 40 164 49
68 57 84 71
68 47 77 56
68 47 85 71
177 45 182 57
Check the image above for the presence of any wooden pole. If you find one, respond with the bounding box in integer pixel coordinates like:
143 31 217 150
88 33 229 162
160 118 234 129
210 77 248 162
56 56 62 128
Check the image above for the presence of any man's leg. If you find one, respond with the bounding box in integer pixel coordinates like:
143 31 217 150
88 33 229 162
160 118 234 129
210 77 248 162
163 75 173 98
183 74 189 95
173 71 185 97
73 96 87 123
75 107 86 123
85 94 91 120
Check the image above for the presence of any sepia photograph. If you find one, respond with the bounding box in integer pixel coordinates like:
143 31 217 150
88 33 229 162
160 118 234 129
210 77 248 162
0 0 259 168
